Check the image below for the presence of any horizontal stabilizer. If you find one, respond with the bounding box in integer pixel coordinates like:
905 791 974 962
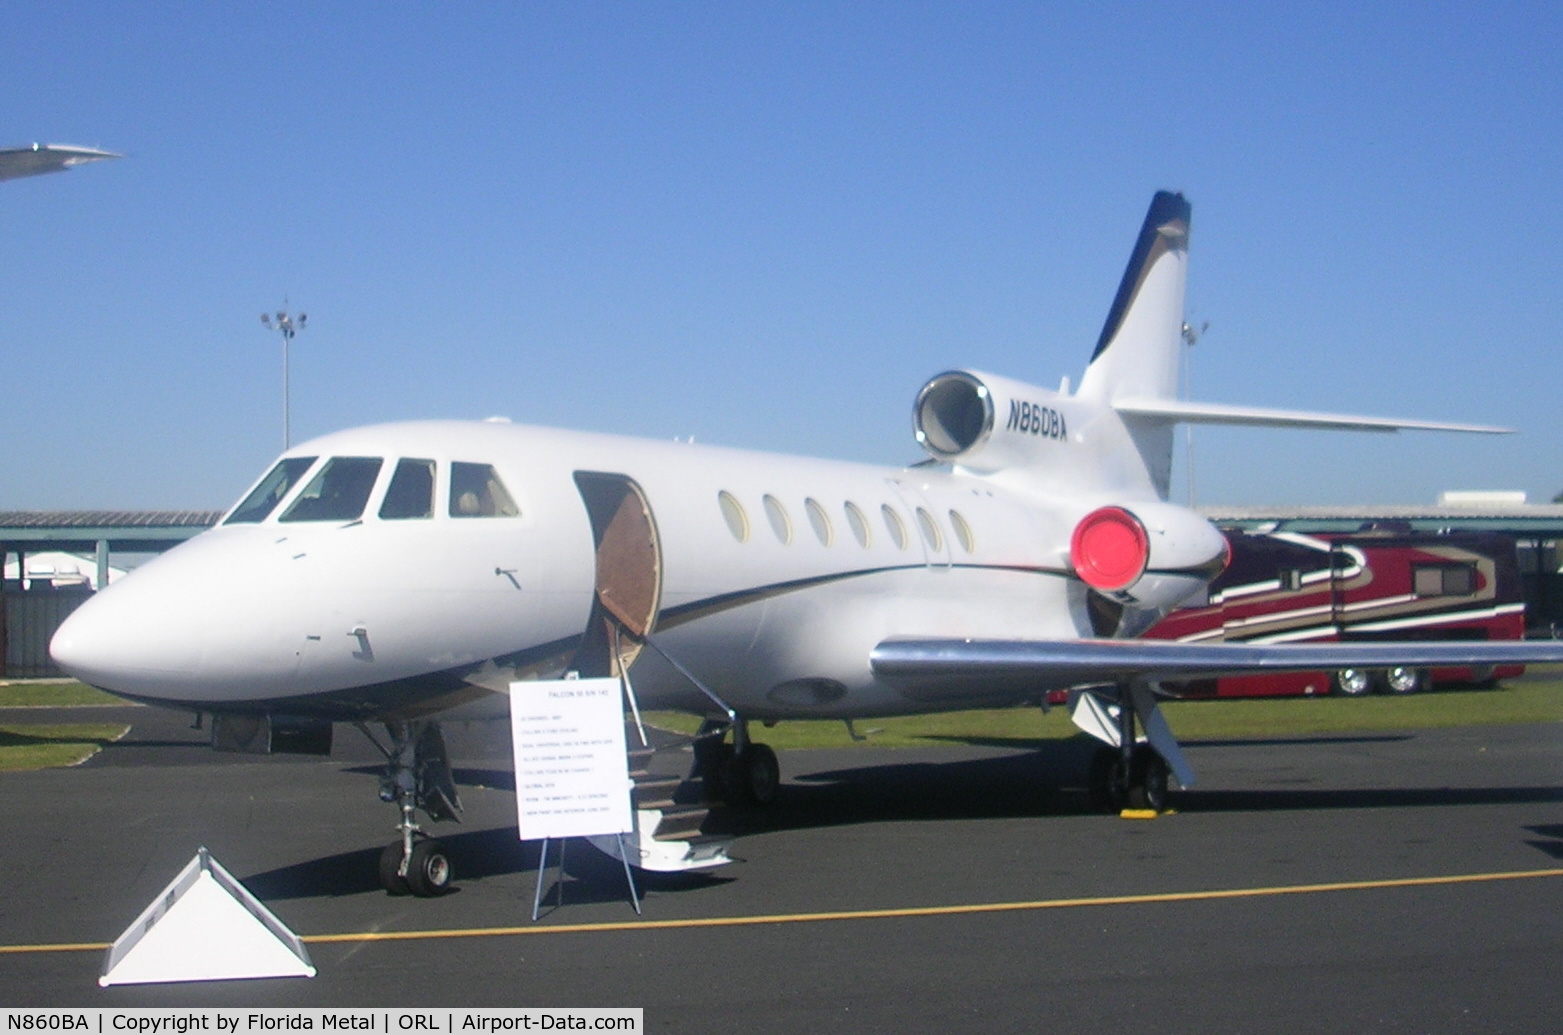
1112 398 1511 435
0 143 122 182
872 637 1563 702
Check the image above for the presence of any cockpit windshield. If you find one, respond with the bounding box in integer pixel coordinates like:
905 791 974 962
449 462 520 518
225 457 318 524
379 458 436 520
280 457 384 523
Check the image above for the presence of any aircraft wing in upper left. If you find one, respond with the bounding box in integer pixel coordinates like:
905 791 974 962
0 143 122 182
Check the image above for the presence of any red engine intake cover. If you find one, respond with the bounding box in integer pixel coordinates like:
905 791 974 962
1070 506 1150 592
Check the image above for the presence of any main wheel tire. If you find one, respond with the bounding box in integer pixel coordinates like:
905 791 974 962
405 839 454 897
1087 746 1120 813
378 842 411 896
724 743 781 807
1333 668 1373 696
1126 747 1170 812
1383 666 1422 695
697 740 735 802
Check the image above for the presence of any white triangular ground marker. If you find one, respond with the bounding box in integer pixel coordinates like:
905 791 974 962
99 847 315 986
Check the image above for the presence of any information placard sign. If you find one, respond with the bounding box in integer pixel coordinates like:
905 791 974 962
509 677 633 840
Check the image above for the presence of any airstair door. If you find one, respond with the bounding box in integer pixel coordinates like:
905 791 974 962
572 472 663 677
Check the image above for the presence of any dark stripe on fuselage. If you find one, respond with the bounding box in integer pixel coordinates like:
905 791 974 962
98 562 1076 721
656 560 1081 629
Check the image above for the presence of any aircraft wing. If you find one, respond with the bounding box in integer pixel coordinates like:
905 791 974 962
0 143 122 182
1111 398 1511 435
870 637 1563 702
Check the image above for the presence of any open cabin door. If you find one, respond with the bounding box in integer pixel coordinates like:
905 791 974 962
571 472 663 678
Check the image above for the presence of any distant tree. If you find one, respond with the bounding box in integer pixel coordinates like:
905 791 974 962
1555 490 1563 504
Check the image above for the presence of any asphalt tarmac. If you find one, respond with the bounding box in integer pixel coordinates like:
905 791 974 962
4 702 1563 1032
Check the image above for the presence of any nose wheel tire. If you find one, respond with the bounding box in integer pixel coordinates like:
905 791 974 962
405 839 454 897
379 838 453 897
378 842 411 896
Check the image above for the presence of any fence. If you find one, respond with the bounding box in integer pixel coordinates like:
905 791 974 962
2 587 94 678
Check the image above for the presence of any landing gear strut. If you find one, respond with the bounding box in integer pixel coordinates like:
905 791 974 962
358 720 462 896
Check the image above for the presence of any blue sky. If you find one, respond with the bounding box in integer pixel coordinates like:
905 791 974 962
5 2 1560 510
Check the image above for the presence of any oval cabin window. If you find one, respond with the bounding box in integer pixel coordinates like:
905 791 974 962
949 509 975 553
763 494 793 544
844 501 871 548
805 497 832 545
881 505 908 550
915 508 943 551
718 491 749 542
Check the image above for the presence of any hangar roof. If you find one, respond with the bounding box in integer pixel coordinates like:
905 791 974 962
0 511 221 552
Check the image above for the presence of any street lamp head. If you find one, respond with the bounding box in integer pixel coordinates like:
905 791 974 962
261 305 307 450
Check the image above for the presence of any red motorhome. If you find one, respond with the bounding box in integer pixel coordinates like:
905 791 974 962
1145 527 1526 696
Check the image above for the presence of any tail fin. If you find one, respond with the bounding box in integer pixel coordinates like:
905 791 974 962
1077 191 1190 404
1076 191 1190 500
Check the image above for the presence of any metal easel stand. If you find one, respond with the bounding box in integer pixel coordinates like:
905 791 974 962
529 654 644 922
531 834 641 921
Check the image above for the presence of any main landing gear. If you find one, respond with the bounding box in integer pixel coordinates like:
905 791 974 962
1081 683 1178 814
1088 743 1170 813
693 718 780 807
358 720 462 896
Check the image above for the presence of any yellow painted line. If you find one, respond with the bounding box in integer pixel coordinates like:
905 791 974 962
8 867 1563 956
0 941 112 955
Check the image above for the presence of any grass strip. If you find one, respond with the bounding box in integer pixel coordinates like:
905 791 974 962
0 681 122 707
0 724 130 770
646 679 1563 750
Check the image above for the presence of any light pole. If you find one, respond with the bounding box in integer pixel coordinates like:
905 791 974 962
260 307 307 450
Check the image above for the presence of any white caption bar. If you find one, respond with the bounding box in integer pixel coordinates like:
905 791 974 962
0 1011 641 1034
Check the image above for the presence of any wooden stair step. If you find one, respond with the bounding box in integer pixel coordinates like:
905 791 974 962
650 805 710 841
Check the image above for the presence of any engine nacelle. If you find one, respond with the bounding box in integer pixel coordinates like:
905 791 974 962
913 370 1076 472
1069 501 1228 612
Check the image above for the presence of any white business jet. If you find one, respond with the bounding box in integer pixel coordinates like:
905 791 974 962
51 192 1563 896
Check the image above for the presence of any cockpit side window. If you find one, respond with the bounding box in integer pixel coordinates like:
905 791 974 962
379 458 436 520
449 462 519 518
225 457 318 524
280 457 384 523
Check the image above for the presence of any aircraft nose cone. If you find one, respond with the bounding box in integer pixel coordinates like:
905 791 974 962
51 527 315 705
50 574 206 694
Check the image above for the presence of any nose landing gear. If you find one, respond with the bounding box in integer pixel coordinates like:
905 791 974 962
379 838 454 897
358 720 462 897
